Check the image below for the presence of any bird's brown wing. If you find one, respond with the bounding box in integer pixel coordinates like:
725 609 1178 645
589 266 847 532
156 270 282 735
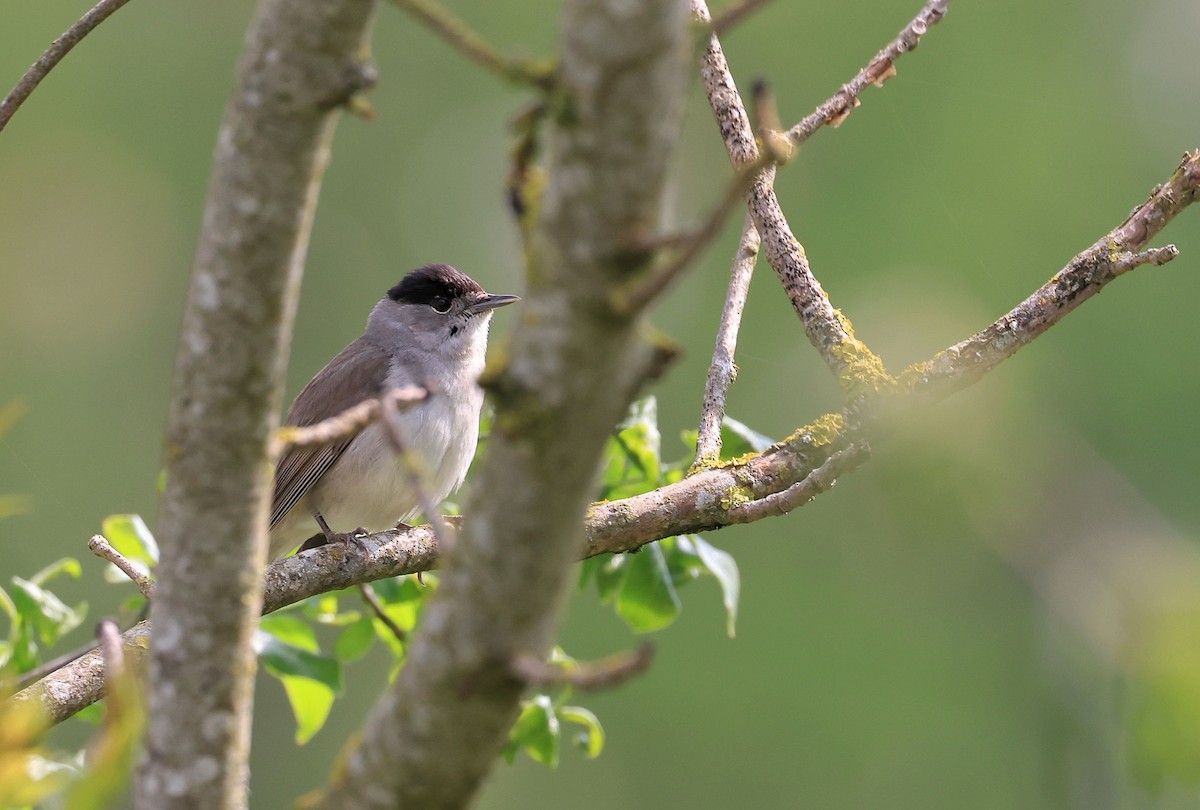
270 338 391 529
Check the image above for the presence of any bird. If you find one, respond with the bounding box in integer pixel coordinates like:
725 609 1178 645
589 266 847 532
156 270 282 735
268 264 519 559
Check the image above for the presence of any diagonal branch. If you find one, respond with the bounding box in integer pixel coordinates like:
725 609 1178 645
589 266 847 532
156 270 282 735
899 152 1200 400
386 0 555 89
787 0 952 145
0 0 136 134
692 0 859 380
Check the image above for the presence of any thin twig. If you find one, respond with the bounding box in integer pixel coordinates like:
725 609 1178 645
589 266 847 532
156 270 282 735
386 0 554 89
358 583 406 642
710 0 772 37
617 151 774 313
0 0 136 134
274 386 427 454
88 534 154 599
96 619 125 698
694 213 760 466
377 390 454 555
1112 245 1179 274
727 443 870 522
512 644 655 692
788 0 952 145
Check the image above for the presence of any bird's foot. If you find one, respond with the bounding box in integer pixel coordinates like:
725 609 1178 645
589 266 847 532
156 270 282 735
305 513 373 560
328 527 372 560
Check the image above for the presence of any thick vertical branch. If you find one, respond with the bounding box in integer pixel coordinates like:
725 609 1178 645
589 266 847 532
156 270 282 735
135 2 378 808
312 1 692 807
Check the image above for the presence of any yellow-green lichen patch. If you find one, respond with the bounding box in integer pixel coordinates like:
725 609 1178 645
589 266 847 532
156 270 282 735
830 310 894 399
803 412 845 447
719 484 754 512
778 412 845 452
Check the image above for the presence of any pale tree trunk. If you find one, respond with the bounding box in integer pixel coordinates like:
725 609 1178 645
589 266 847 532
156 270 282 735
310 0 693 807
135 1 379 807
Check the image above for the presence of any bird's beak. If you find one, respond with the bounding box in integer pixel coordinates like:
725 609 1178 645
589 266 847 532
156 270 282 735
466 293 520 315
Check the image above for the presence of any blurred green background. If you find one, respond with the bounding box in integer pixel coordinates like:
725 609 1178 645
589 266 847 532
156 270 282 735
3 0 1199 807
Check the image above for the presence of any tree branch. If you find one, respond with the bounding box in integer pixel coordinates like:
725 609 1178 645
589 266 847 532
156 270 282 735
787 0 951 145
694 212 760 466
386 0 554 89
273 386 427 453
899 152 1199 400
0 0 135 134
692 0 859 380
134 1 380 807
310 1 693 806
512 643 655 692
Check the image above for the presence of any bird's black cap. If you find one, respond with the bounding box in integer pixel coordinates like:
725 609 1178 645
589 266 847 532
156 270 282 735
387 264 485 306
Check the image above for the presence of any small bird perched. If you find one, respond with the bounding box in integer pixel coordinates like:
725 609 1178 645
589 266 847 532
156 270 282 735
268 264 519 559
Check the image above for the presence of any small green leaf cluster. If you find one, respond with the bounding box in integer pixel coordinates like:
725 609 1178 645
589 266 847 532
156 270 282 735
258 576 430 745
503 649 605 768
581 397 751 637
0 559 86 679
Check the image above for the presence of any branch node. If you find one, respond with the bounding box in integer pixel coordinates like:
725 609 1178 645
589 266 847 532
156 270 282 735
88 535 154 599
512 644 655 692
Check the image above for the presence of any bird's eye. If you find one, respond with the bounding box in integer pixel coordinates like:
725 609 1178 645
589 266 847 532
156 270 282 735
430 296 451 313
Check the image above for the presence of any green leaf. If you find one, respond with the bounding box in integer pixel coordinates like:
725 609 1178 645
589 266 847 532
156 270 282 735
256 629 340 691
334 616 375 662
662 535 705 586
616 544 681 633
509 695 560 768
278 673 335 745
601 397 663 499
581 555 628 604
0 585 17 622
559 705 605 759
256 621 340 743
371 575 428 605
29 558 81 587
720 416 774 458
100 514 159 567
259 615 319 652
9 577 85 647
691 535 741 638
10 617 37 673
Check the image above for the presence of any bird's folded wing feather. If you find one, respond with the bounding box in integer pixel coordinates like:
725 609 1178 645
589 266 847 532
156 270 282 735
270 337 393 528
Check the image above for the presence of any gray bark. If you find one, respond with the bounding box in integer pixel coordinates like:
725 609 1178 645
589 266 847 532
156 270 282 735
134 1 378 808
311 0 692 807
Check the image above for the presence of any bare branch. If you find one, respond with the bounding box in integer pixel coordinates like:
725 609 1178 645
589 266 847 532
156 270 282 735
616 152 774 313
377 390 454 554
88 535 154 599
694 213 760 465
709 0 772 37
386 0 555 89
787 0 952 145
727 443 870 522
0 0 135 134
96 619 126 700
692 0 862 381
274 386 428 454
359 583 407 643
512 644 655 692
900 151 1200 400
